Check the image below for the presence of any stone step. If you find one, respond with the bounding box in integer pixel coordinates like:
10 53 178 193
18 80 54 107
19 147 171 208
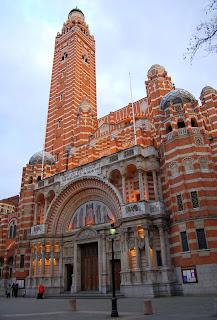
45 291 124 299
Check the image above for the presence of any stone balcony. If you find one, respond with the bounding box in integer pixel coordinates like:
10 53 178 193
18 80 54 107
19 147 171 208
30 200 166 236
122 200 165 219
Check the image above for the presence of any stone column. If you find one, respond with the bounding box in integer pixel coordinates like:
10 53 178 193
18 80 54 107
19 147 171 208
134 228 140 269
59 243 63 275
124 229 131 284
120 233 125 284
73 242 78 293
157 173 163 200
144 172 149 200
134 227 142 284
144 226 151 268
40 243 45 276
34 200 38 225
98 239 102 293
152 171 159 200
44 197 48 220
50 243 54 277
158 224 167 267
29 247 33 277
121 173 126 203
35 245 39 276
165 228 172 266
124 231 130 270
127 180 131 203
138 169 144 201
101 231 107 293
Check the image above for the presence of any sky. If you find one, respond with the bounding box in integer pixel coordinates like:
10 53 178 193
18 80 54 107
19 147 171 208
0 0 216 200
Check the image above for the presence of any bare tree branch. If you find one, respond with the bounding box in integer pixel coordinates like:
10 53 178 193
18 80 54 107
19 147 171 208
184 0 217 63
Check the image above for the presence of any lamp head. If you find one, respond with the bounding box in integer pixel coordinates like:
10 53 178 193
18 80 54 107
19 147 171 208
110 223 116 235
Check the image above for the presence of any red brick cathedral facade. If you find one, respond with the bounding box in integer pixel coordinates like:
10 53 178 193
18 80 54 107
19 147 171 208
1 8 217 297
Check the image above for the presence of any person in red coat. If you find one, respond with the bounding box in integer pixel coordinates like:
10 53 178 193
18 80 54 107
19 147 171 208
37 285 44 299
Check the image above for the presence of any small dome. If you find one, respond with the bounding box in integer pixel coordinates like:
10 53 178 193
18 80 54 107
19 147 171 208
29 151 55 165
160 88 196 110
68 7 84 20
200 86 216 98
77 100 92 114
147 64 166 77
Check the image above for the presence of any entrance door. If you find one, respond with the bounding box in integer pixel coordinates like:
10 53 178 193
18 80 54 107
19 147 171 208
66 264 73 291
114 259 121 291
81 242 98 291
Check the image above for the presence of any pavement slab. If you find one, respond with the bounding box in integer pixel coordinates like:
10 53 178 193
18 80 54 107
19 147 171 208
0 296 216 320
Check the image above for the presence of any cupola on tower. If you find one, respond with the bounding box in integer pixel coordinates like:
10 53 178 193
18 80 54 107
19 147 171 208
44 8 97 171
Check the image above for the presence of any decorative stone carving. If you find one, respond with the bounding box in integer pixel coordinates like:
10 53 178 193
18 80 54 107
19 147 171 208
32 253 36 261
31 224 45 236
64 243 74 256
54 252 60 260
76 228 98 240
45 252 51 260
137 237 145 250
128 238 135 251
195 136 204 146
126 204 140 213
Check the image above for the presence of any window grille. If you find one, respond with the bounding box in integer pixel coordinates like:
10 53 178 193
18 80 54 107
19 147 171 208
133 181 139 190
109 154 118 162
177 194 184 211
124 149 134 158
190 191 199 208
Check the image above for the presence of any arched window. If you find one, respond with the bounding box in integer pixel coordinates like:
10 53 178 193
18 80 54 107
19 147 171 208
169 162 179 177
9 220 17 239
183 158 194 173
199 157 209 171
178 120 185 128
191 119 197 127
166 123 172 133
61 52 68 61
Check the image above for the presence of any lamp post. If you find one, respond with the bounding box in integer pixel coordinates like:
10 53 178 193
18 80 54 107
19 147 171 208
110 223 119 317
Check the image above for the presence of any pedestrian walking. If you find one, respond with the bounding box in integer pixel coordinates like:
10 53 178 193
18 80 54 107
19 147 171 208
6 284 11 298
37 284 44 299
14 283 18 297
12 283 15 297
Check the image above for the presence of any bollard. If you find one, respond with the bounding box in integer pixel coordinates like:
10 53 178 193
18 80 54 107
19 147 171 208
214 299 217 316
69 299 76 311
144 299 153 315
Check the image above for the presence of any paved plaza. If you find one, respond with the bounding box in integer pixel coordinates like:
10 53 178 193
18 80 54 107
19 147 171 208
0 295 216 320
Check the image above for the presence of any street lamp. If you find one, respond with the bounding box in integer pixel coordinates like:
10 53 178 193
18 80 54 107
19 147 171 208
110 223 119 317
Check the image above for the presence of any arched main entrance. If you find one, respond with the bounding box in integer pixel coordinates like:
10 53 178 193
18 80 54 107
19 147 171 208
44 176 122 294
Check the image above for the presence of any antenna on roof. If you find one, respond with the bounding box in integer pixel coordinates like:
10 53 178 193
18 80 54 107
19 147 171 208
129 73 137 146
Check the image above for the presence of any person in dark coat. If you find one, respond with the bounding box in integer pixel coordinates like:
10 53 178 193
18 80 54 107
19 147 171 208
14 283 18 297
12 283 15 297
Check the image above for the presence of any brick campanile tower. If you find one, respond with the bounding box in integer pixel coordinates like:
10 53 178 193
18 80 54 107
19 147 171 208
44 8 97 171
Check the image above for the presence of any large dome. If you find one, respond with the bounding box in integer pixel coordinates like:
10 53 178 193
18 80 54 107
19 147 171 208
29 151 55 165
147 64 166 77
160 88 196 111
